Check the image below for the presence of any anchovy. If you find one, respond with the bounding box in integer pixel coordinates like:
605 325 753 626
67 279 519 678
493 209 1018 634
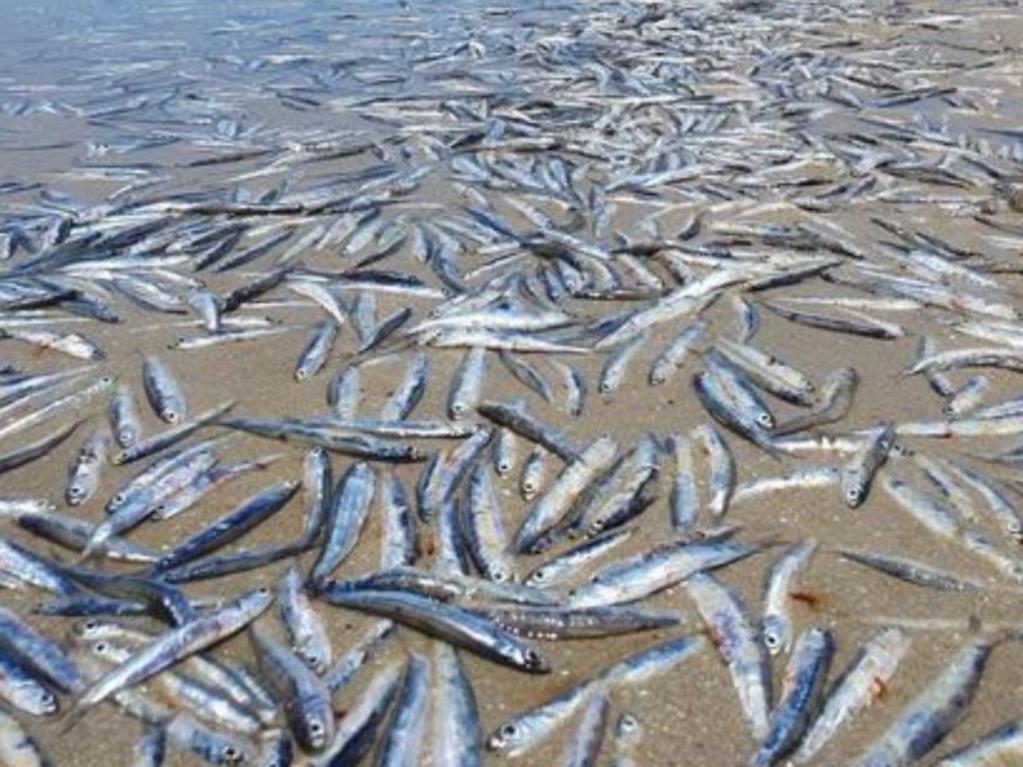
66 428 109 506
417 427 492 521
570 536 758 607
838 550 981 591
686 572 771 739
749 627 833 767
943 460 1023 542
161 539 315 583
483 604 680 640
477 400 578 461
937 719 1023 766
488 634 705 756
599 333 646 395
0 419 81 476
375 653 429 767
300 446 332 543
733 296 760 342
462 463 513 582
0 650 57 716
448 346 486 420
113 400 235 464
916 337 956 398
694 424 735 519
379 470 416 569
381 352 429 420
153 454 282 522
0 375 114 443
578 433 661 536
0 536 81 596
0 605 82 693
492 428 517 478
733 466 839 505
277 565 331 674
219 415 424 461
696 370 778 458
294 320 338 381
910 347 1023 375
165 713 254 765
945 376 989 419
549 359 587 417
772 367 858 436
703 348 776 430
315 586 548 672
841 422 895 508
323 417 477 439
0 708 51 767
142 355 187 424
513 436 618 553
311 661 402 767
311 462 375 582
762 301 904 340
524 528 632 589
649 322 705 386
86 641 261 735
761 540 817 655
90 441 221 552
851 636 995 767
561 691 609 767
68 587 271 717
500 350 554 403
339 567 557 607
153 479 299 572
431 642 482 767
2 328 103 361
328 365 360 419
250 624 334 753
11 508 158 563
520 445 548 501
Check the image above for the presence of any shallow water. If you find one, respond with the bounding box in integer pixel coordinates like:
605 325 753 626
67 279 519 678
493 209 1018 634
3 1 1023 766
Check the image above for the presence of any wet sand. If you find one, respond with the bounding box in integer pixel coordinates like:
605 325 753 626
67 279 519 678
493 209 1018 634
3 1 1023 765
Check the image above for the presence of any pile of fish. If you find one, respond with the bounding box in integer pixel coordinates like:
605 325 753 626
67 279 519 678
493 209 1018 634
3 0 1023 764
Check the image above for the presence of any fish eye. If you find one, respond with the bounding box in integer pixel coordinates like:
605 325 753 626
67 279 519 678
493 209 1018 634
763 632 780 650
257 587 270 595
93 641 108 653
99 376 113 384
524 649 542 667
617 713 639 734
223 746 240 762
309 720 324 736
500 724 518 739
84 620 99 630
529 568 548 583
